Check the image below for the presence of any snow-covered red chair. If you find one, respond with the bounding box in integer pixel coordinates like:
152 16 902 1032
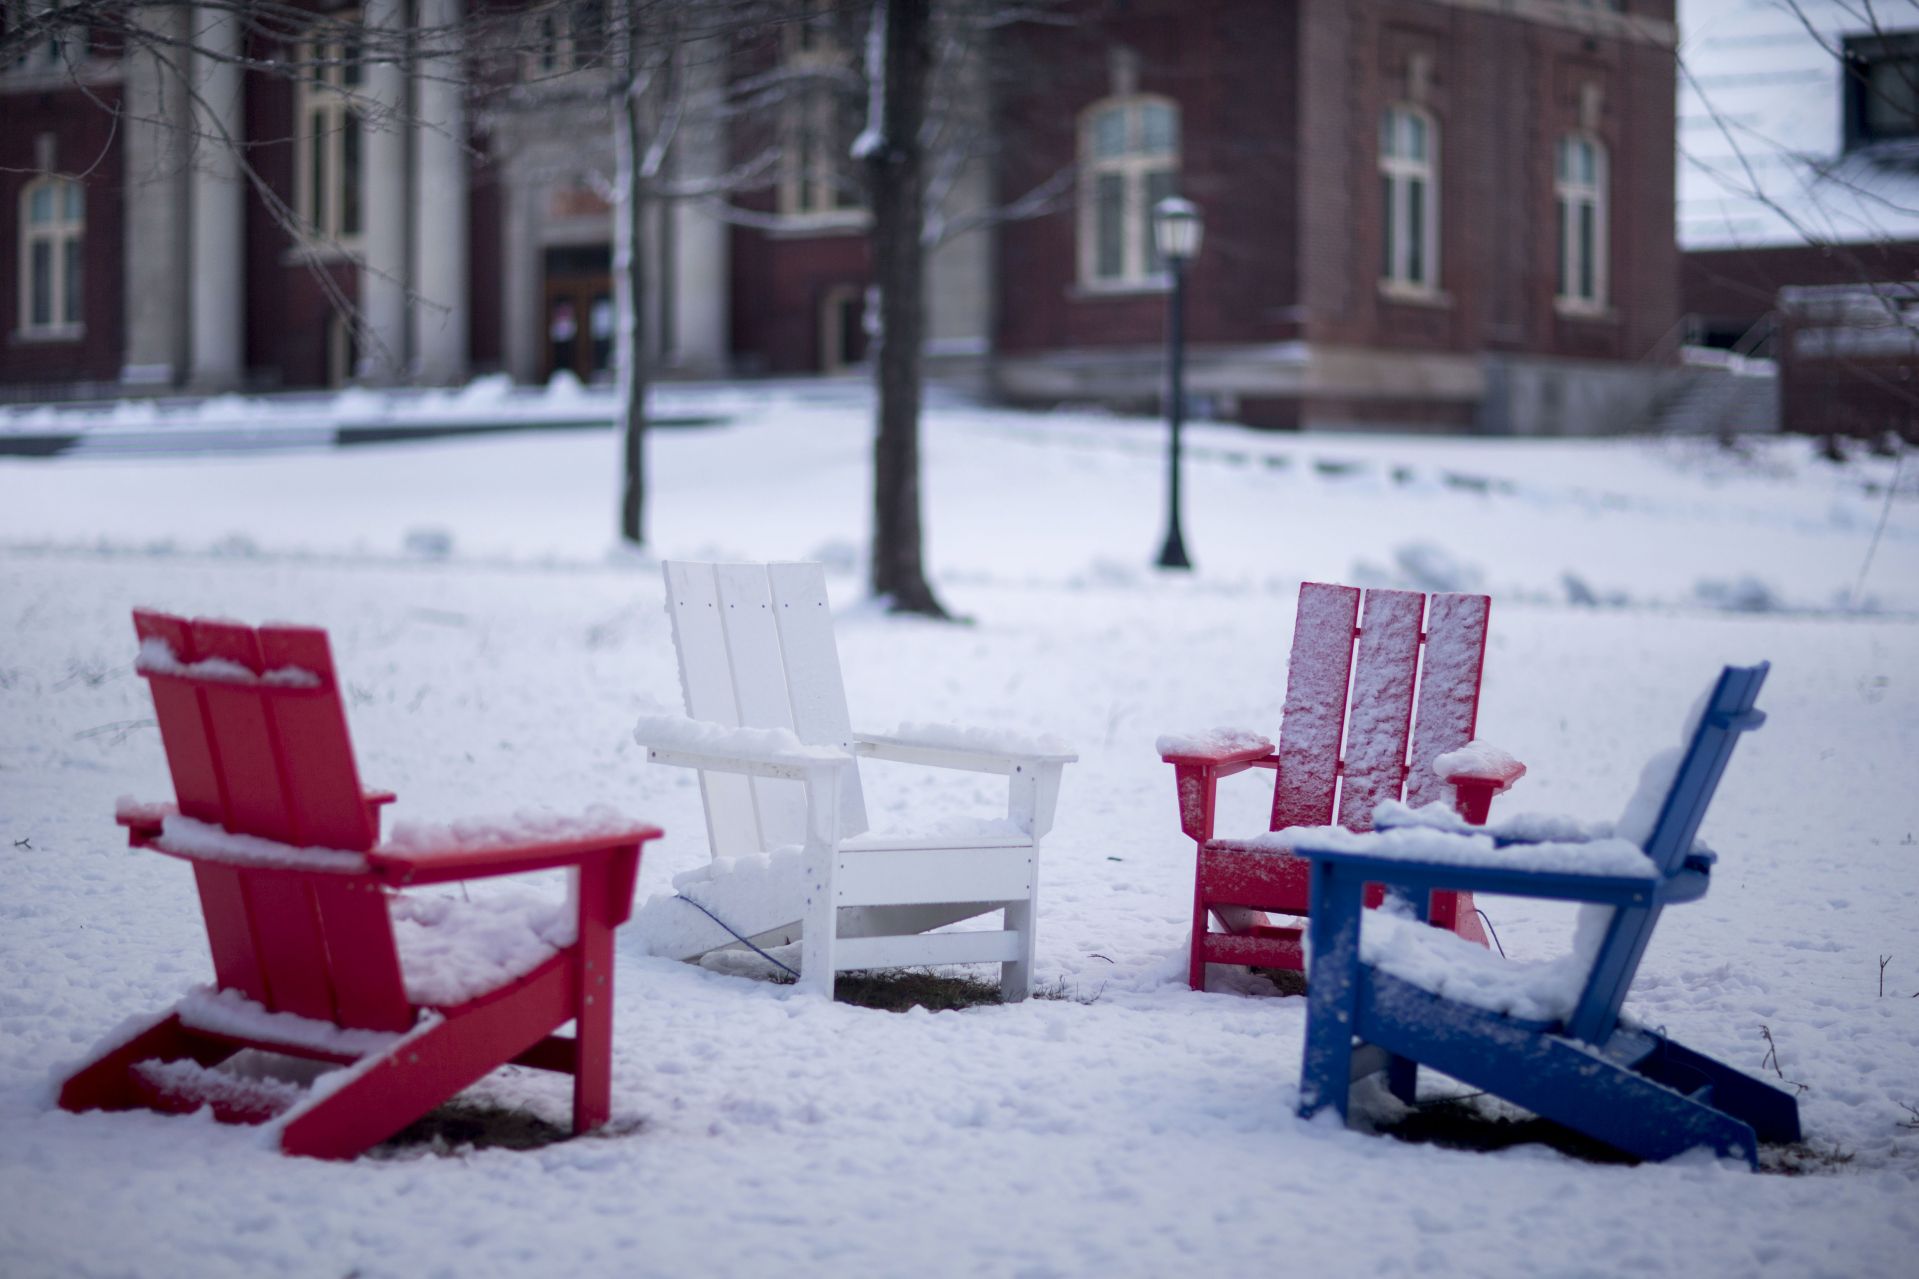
632 562 1075 999
1161 582 1527 990
55 609 660 1159
1291 663 1800 1166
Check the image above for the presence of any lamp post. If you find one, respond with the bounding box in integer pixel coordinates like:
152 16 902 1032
1153 196 1201 570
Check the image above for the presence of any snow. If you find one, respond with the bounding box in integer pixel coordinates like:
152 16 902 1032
633 714 851 766
388 889 576 1008
133 635 322 688
151 814 370 874
1153 726 1273 758
2 383 1917 1276
873 721 1076 759
1432 740 1524 782
382 805 654 853
1268 824 1658 879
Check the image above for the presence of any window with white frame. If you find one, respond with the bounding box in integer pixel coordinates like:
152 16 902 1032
1555 133 1607 308
524 1 608 78
17 174 83 335
1379 104 1438 292
294 20 363 243
779 3 862 219
1079 96 1179 288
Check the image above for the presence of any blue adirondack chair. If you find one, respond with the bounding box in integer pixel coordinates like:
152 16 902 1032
1290 663 1801 1166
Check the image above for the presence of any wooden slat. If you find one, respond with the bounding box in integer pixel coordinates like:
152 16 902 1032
312 879 413 1031
257 624 374 851
1339 590 1425 831
715 564 809 850
189 619 295 843
1272 583 1360 830
768 562 868 837
663 561 761 857
835 845 1034 908
1405 593 1490 809
833 928 1025 970
190 862 270 1003
132 610 226 825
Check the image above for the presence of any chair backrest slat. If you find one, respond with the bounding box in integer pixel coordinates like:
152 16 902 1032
767 563 868 837
1404 593 1490 809
256 624 375 851
714 564 811 849
134 610 229 825
664 562 765 857
1568 663 1768 1043
1273 583 1361 830
1338 590 1426 831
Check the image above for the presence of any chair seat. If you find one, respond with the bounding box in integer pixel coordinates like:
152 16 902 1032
389 889 576 1009
1358 903 1615 1025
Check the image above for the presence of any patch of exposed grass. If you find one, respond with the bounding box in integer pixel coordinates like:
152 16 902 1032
372 1101 579 1157
829 968 1004 1012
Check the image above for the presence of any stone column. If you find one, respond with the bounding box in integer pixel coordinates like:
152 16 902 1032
188 2 245 390
668 35 728 375
121 4 191 388
411 0 467 384
358 0 409 382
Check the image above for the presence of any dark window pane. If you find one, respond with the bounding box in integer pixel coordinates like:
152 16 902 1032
30 240 52 326
1406 178 1425 284
64 234 82 324
1381 174 1395 277
1578 202 1595 299
1866 57 1919 138
342 110 361 236
308 110 327 227
1095 173 1124 278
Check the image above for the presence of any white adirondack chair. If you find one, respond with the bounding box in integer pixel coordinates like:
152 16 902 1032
633 562 1076 998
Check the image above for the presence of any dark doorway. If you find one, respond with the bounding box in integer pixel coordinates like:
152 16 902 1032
543 245 614 384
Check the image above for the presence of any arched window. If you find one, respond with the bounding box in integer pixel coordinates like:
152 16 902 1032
1078 95 1179 288
18 176 84 335
779 0 863 220
1555 134 1607 308
1379 104 1438 293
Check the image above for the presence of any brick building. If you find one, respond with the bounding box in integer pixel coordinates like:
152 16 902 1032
4 1 1686 436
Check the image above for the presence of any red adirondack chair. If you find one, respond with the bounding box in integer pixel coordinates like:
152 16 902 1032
1161 583 1526 991
56 610 661 1159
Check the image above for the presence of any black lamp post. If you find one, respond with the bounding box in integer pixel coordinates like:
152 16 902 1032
1153 196 1201 570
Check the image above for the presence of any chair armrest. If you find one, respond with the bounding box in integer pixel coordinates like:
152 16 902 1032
1156 730 1277 843
368 823 662 886
636 714 852 780
854 728 1077 776
1432 740 1526 824
115 797 175 847
1273 824 1664 906
1156 728 1276 770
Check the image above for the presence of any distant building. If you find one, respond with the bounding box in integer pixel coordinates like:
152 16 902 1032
3 0 1687 437
1678 0 1919 440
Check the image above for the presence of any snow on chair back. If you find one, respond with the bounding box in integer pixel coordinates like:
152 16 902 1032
663 562 868 858
132 609 411 1032
1567 662 1768 1045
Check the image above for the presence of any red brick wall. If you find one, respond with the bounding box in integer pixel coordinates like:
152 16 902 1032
995 0 1677 365
1684 242 1919 344
0 83 125 387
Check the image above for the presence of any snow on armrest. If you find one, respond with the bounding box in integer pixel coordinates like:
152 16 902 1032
635 714 851 773
1156 727 1275 766
1266 823 1659 878
856 721 1078 766
114 795 175 828
1433 740 1527 790
151 814 371 873
370 806 659 883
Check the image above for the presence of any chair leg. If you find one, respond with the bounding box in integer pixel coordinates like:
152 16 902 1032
1189 870 1210 992
798 841 838 998
572 863 616 1135
1000 898 1035 1002
1298 866 1367 1122
1386 1054 1418 1105
57 1012 239 1115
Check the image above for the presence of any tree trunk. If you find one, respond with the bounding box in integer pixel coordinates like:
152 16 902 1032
618 17 649 546
866 0 947 617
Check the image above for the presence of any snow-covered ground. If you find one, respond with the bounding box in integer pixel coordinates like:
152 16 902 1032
1 389 1915 1277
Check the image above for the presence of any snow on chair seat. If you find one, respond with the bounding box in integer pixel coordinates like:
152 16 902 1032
632 562 1076 998
56 610 662 1160
1289 663 1801 1166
